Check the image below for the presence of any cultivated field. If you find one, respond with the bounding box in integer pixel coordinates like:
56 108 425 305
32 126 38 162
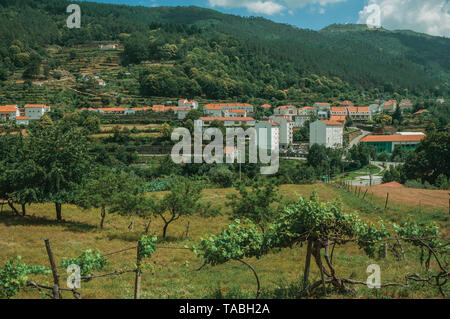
0 184 447 299
369 182 449 210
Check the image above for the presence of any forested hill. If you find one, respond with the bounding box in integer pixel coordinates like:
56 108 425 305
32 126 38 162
1 0 449 99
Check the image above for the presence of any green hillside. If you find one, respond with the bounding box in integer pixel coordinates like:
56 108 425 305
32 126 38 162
0 0 449 101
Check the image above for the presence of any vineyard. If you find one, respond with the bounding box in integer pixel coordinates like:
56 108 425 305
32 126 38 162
0 184 448 299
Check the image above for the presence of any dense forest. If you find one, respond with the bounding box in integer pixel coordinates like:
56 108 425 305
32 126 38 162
0 0 449 100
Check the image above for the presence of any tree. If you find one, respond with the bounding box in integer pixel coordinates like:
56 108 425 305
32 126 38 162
403 131 450 184
28 124 91 221
161 123 172 139
227 180 281 232
155 177 202 239
109 174 149 232
75 167 135 229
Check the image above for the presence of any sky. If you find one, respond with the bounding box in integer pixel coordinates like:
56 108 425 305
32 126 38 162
84 0 450 37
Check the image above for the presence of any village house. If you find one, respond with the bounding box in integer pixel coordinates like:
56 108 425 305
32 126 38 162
0 105 20 121
369 104 381 115
413 109 427 116
330 107 347 117
24 104 51 120
97 79 106 86
15 116 29 125
309 120 344 149
313 102 331 111
176 107 191 120
360 134 426 154
317 110 329 120
340 100 354 107
273 105 297 121
381 100 397 112
254 120 280 152
329 115 346 125
204 104 223 117
178 99 199 109
347 106 371 121
297 106 318 117
260 104 271 110
223 109 247 118
399 99 414 113
436 97 445 104
99 44 118 50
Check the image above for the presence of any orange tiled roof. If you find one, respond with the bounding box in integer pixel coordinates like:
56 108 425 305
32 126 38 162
200 117 255 121
25 104 50 109
361 135 426 143
16 116 29 120
321 120 344 126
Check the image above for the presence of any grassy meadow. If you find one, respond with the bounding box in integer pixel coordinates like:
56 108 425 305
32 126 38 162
0 183 448 299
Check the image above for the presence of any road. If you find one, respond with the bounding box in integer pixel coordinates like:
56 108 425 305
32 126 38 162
347 128 371 149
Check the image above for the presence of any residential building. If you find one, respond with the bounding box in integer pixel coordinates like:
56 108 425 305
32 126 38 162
270 116 294 149
381 100 397 112
317 110 329 120
329 115 346 124
309 120 344 149
0 105 20 121
347 107 371 121
340 100 354 107
330 107 347 117
399 101 414 113
274 105 297 121
313 102 331 111
436 97 445 104
220 103 254 113
97 79 106 86
369 104 381 115
15 116 29 125
224 109 247 117
176 107 191 120
178 99 198 109
204 104 223 117
360 134 426 154
24 104 51 120
260 104 271 110
298 106 318 117
413 109 427 116
99 44 118 50
254 121 280 152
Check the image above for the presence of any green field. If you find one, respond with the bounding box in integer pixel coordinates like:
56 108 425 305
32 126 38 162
1 183 447 299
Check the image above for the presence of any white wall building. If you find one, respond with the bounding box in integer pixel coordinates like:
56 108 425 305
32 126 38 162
310 120 344 149
0 105 20 121
178 99 199 109
24 104 51 120
15 116 29 125
270 116 294 149
254 120 280 152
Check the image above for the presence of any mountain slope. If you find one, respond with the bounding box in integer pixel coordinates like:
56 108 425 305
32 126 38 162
0 0 448 98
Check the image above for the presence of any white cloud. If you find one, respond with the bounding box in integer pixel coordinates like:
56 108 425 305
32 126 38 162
358 0 450 37
208 0 346 15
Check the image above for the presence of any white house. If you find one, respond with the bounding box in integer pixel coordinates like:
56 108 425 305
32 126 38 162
24 104 51 120
178 99 199 109
204 104 223 117
97 79 106 86
254 120 280 152
176 107 191 120
15 116 29 125
347 107 371 121
274 105 297 121
369 104 381 115
310 120 344 149
0 105 20 121
99 44 118 50
436 97 445 104
270 116 294 149
298 107 318 117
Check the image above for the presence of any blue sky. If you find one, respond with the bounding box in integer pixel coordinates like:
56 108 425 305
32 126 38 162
81 0 450 36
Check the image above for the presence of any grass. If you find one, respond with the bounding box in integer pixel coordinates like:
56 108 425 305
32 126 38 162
0 183 447 299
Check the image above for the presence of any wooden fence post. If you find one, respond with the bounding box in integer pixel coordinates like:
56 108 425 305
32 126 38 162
385 193 389 209
363 189 368 200
44 239 61 299
134 241 142 299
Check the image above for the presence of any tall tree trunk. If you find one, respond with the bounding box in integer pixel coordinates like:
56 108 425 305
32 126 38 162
303 239 313 288
100 205 106 229
145 218 152 234
128 216 135 232
8 200 21 217
55 203 62 221
162 222 169 239
21 204 26 216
